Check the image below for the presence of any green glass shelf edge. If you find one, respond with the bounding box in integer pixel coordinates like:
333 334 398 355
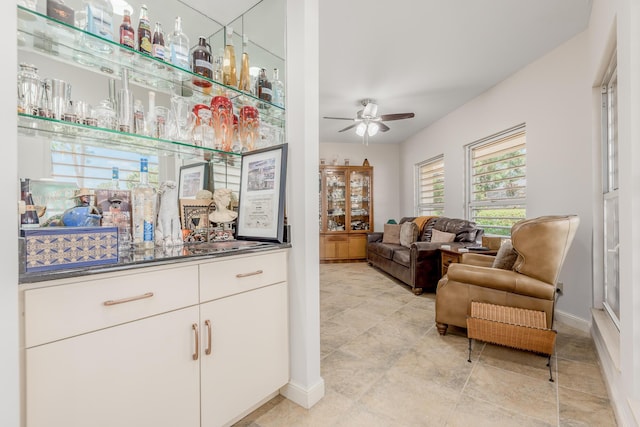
18 113 242 161
17 6 285 122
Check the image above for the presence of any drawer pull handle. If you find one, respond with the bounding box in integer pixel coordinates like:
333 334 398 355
205 320 212 355
192 323 199 361
103 292 154 306
236 270 263 278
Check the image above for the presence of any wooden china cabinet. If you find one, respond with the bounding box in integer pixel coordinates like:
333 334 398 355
319 165 374 262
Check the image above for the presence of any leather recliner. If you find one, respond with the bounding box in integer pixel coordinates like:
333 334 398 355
435 215 580 335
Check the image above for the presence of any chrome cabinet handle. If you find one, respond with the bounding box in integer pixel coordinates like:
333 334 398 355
192 323 199 361
205 320 212 355
236 270 263 278
103 292 154 306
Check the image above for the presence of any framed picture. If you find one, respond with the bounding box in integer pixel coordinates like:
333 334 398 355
179 162 210 199
95 189 132 230
237 144 288 243
179 198 213 231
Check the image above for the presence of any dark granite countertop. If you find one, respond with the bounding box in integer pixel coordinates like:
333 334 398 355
19 240 291 284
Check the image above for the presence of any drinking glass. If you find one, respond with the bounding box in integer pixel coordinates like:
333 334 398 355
210 96 233 151
239 105 259 152
154 106 170 139
17 63 41 115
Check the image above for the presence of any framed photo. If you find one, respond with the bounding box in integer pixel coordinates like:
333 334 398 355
179 198 213 231
179 162 210 199
237 144 288 242
95 189 132 229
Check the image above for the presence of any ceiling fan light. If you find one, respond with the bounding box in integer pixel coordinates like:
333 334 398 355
367 122 379 136
355 122 367 136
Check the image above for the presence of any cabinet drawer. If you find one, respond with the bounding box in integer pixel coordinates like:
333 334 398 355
199 251 287 302
24 265 199 348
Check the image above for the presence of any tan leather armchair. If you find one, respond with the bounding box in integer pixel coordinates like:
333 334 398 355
435 215 580 335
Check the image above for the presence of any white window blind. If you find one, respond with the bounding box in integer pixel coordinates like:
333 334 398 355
416 155 444 216
467 126 526 236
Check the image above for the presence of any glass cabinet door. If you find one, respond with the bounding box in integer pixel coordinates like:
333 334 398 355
349 169 372 232
324 169 347 232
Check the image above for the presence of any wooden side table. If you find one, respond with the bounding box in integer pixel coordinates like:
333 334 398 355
440 247 498 276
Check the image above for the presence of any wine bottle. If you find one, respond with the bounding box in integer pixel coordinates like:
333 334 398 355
151 22 165 61
137 4 152 55
238 34 251 92
223 27 238 87
119 9 135 50
131 158 157 249
168 16 190 72
20 178 39 229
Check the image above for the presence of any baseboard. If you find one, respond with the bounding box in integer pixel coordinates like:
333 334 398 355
280 378 325 409
554 309 591 333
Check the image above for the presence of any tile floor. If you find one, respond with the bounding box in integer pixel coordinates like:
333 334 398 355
235 262 617 426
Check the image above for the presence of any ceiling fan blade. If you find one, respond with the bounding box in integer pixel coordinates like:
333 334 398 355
338 123 358 132
379 112 415 121
378 122 390 132
323 116 354 121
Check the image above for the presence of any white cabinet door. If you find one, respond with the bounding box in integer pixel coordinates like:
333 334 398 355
200 282 289 427
26 306 201 427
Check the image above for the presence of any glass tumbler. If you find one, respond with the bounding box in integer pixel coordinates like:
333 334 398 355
17 63 41 115
239 105 259 152
210 96 233 151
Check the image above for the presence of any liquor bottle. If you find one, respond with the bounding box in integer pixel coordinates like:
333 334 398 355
111 167 120 189
272 68 284 108
137 4 152 55
238 35 251 92
151 22 165 61
256 68 272 102
132 158 157 249
119 9 135 49
20 178 39 229
168 16 190 72
192 36 213 87
223 27 238 87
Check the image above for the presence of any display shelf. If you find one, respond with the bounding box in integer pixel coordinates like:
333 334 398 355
17 6 285 126
18 113 240 163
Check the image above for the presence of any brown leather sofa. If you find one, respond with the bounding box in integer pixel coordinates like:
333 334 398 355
435 215 579 335
367 217 484 295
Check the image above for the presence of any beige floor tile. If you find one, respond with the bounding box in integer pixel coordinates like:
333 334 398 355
556 359 609 399
326 306 386 334
446 394 555 427
333 402 401 427
464 364 558 425
320 319 361 355
320 349 387 398
479 343 555 381
555 334 599 365
558 386 617 426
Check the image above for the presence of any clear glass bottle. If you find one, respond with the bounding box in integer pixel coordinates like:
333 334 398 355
238 35 251 92
272 68 284 108
151 22 165 61
83 0 114 50
223 27 238 87
119 9 135 50
137 4 152 55
20 178 40 229
132 158 157 249
117 69 133 133
168 16 190 72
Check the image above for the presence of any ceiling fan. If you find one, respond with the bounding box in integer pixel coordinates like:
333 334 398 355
323 99 415 141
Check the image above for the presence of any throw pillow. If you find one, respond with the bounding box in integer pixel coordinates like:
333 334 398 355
491 239 518 270
400 221 419 248
382 223 401 244
431 228 456 243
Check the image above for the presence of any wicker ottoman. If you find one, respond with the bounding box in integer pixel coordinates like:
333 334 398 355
466 301 557 381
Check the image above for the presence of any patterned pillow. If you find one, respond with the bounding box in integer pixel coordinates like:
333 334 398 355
492 239 518 270
382 224 401 244
400 221 420 248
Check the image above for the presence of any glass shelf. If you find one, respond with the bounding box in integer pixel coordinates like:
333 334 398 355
17 6 285 126
18 113 241 163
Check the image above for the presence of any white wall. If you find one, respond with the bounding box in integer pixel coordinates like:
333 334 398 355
400 31 593 322
320 142 400 231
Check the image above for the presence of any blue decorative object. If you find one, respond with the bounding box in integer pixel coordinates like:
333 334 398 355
62 206 102 227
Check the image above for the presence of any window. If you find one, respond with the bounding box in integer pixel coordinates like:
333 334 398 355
466 125 526 236
602 50 619 328
415 155 444 216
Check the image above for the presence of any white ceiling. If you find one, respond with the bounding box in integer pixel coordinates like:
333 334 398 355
319 0 593 144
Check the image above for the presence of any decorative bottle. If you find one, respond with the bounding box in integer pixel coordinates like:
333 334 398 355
118 9 135 50
137 4 152 55
272 68 284 108
168 16 190 72
20 178 39 229
256 68 272 102
132 158 157 249
238 34 251 92
223 27 238 87
192 36 213 89
117 68 133 133
151 22 165 61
